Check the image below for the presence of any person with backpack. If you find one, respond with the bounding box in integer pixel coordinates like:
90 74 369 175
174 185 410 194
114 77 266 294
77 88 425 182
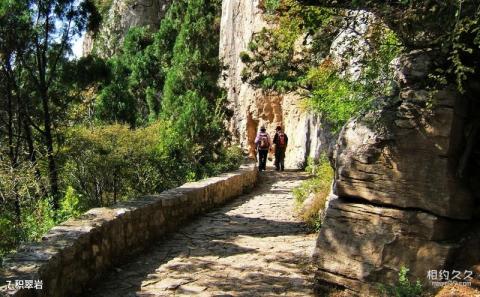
254 126 271 171
273 126 288 171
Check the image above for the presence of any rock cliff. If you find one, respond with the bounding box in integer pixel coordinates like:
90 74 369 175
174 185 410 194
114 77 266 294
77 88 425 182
80 1 479 293
219 1 337 169
83 0 171 57
219 2 379 169
313 48 479 295
309 1 480 294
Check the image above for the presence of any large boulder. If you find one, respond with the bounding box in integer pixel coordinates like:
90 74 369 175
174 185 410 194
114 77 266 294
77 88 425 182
333 49 474 220
313 198 466 295
314 49 476 295
334 93 474 220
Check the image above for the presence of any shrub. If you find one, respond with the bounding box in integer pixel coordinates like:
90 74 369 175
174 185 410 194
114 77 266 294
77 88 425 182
239 1 338 93
379 266 424 297
304 62 369 132
203 146 244 177
265 0 281 14
58 186 83 222
239 51 252 63
248 41 258 51
0 198 56 266
293 154 333 231
63 122 184 207
63 120 243 208
240 0 403 131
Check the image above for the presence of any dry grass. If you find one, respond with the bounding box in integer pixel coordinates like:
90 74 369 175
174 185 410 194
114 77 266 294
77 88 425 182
293 155 333 230
434 284 480 297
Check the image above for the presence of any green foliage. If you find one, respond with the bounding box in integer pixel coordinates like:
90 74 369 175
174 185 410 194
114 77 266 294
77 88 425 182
239 51 252 63
333 0 480 93
96 58 138 126
447 4 480 93
92 0 113 17
158 0 229 179
304 24 402 131
64 123 173 207
241 0 403 130
304 62 368 132
62 118 242 209
21 199 56 243
0 198 56 265
161 0 222 113
293 154 333 231
96 0 225 131
214 146 244 173
248 41 258 51
265 0 281 14
379 266 424 297
241 0 337 92
0 0 241 267
58 187 83 221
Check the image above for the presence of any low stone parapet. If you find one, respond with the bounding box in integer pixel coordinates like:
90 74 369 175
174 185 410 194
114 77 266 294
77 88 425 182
0 163 257 297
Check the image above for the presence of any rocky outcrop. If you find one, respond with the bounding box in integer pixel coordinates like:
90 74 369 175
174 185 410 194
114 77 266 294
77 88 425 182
330 10 376 80
334 91 473 219
84 0 171 57
315 198 465 295
313 49 476 295
219 1 332 169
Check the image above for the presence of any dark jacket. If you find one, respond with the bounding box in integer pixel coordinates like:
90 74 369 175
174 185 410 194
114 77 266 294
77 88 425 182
273 131 288 148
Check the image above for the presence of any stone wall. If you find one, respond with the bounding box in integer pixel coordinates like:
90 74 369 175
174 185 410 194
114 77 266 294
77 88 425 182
0 163 258 297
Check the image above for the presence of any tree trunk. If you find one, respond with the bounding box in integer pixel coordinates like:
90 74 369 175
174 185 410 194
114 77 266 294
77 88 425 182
113 173 117 205
23 119 46 196
41 90 60 210
6 90 22 223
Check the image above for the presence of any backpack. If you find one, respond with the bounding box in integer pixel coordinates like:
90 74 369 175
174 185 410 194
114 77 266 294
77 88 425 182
277 132 286 148
258 133 269 149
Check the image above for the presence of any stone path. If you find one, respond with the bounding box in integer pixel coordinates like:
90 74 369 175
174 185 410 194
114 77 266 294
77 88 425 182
83 170 317 297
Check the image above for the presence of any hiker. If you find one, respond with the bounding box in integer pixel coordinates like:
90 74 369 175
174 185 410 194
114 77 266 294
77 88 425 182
273 126 288 171
254 126 271 171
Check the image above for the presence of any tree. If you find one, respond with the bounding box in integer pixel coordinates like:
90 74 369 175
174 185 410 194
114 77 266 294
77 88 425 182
0 0 91 211
0 0 43 221
160 0 228 177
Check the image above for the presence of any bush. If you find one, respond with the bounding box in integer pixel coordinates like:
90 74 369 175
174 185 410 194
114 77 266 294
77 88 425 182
293 154 333 231
239 51 252 63
63 122 184 207
240 1 337 93
63 120 243 208
379 266 424 297
203 146 244 176
1 120 243 264
58 186 83 222
248 41 258 51
240 0 403 131
304 61 369 132
264 0 281 14
0 198 56 266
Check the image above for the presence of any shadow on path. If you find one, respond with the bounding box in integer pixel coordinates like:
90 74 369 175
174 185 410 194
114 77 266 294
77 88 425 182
83 170 316 297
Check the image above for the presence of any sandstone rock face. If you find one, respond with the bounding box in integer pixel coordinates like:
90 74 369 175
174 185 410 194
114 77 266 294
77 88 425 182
219 0 332 169
83 0 171 57
334 96 473 220
330 10 376 80
314 198 465 295
313 49 475 295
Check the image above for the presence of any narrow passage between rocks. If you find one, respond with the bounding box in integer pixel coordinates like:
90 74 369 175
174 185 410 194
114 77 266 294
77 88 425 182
83 171 317 297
